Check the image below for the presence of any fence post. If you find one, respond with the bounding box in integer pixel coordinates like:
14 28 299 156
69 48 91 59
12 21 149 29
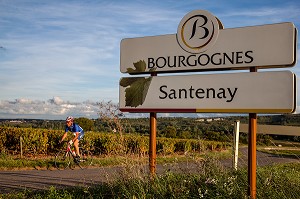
233 120 240 170
20 136 23 158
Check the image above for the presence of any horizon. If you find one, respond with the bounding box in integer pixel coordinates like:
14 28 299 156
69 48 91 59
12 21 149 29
1 113 299 121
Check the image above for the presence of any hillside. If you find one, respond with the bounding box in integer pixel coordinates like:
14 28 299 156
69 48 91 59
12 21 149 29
1 114 299 143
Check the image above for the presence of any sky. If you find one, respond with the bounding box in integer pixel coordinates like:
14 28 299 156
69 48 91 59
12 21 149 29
0 0 299 120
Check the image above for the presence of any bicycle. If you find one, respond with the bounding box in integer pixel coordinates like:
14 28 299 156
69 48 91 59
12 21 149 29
54 141 93 170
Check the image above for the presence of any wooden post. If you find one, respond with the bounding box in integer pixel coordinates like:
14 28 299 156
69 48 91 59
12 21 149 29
149 72 157 177
149 112 157 176
248 67 257 199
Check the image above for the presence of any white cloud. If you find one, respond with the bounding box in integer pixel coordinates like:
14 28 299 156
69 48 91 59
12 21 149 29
15 98 33 104
0 97 100 119
48 97 63 105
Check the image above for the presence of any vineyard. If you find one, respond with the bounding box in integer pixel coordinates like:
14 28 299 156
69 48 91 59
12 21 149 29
0 126 299 198
0 127 230 157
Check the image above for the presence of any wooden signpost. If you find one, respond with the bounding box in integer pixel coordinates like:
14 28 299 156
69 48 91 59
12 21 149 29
119 10 297 199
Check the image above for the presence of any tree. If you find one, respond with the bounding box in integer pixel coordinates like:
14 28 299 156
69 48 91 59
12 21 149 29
74 117 94 131
98 101 124 135
163 126 177 138
98 101 130 155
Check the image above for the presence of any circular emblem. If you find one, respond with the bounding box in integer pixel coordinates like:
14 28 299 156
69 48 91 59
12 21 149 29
177 10 220 54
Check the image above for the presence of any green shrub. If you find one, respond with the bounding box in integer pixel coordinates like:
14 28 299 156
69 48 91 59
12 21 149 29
0 127 229 156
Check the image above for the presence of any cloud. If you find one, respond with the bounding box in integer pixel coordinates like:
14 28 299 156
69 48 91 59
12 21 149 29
1 96 299 120
0 97 100 119
48 97 63 105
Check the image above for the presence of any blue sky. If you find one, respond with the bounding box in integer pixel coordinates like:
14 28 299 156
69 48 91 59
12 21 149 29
0 0 299 119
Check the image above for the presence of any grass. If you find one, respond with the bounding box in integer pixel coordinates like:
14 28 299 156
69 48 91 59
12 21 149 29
0 150 232 171
257 141 300 158
1 160 299 199
0 148 299 198
0 152 53 170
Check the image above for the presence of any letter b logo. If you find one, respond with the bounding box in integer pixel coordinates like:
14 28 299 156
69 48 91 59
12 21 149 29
177 10 222 54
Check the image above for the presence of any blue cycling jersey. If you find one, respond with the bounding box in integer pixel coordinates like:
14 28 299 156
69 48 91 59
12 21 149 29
65 123 84 137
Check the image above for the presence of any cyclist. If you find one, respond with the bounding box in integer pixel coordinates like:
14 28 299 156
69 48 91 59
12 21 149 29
59 116 84 162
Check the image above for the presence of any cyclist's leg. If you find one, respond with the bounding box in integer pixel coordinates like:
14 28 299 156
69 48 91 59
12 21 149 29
74 133 84 157
74 139 80 156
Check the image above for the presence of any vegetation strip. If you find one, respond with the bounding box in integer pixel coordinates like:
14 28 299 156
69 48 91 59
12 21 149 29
1 162 299 199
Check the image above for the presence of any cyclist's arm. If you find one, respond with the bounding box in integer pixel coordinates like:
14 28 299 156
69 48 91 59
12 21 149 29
60 132 68 142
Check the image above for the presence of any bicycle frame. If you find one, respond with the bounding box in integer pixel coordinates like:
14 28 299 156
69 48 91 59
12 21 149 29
65 144 76 157
54 142 93 170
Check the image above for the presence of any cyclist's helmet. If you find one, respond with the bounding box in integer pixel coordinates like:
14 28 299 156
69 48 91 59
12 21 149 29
66 116 74 122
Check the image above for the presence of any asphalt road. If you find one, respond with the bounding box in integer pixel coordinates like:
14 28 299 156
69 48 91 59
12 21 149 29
0 147 298 194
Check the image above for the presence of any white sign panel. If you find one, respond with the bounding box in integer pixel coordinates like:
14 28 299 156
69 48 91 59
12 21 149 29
121 17 297 74
119 71 296 113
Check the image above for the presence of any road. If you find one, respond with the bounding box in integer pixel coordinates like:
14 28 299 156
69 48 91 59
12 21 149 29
0 148 298 194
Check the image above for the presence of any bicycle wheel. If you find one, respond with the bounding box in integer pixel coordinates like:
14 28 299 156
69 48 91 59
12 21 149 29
78 148 93 169
54 150 72 170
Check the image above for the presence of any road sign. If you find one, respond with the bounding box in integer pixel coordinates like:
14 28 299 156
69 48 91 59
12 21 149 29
119 10 298 198
120 22 297 74
119 71 296 113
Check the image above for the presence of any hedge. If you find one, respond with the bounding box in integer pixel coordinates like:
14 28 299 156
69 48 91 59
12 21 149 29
0 127 230 156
